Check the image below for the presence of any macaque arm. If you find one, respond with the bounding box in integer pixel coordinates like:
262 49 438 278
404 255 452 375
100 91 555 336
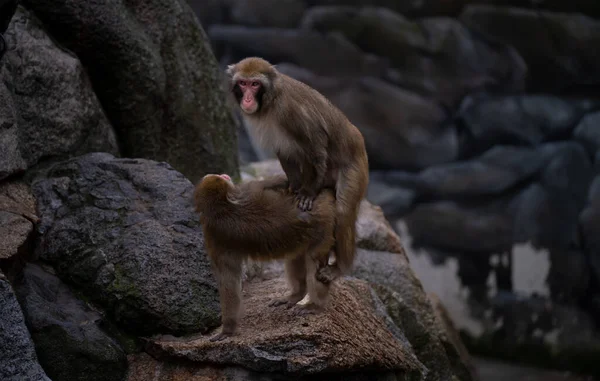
278 154 302 192
256 174 290 191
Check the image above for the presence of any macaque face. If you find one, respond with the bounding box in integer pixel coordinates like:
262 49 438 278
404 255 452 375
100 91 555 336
236 79 262 114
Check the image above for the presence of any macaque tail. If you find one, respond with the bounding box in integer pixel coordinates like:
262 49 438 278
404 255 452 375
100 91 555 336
334 161 368 275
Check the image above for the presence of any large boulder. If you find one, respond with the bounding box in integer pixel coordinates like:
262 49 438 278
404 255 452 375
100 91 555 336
0 6 118 181
276 64 456 170
14 264 128 381
31 153 220 335
230 0 306 28
456 94 597 157
574 111 600 157
580 176 600 300
460 5 600 92
0 271 51 381
23 0 239 183
301 6 526 108
208 25 390 78
145 277 426 380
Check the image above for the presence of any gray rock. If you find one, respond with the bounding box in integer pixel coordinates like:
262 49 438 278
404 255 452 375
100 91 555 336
15 264 127 381
417 146 546 198
24 0 239 184
303 0 469 18
353 249 478 381
0 271 51 381
405 200 514 253
0 6 118 181
208 26 390 78
301 6 526 107
31 153 220 335
518 142 593 249
276 64 456 170
457 94 596 156
186 0 229 28
574 111 600 156
580 176 600 292
367 180 415 217
460 5 600 91
230 0 306 28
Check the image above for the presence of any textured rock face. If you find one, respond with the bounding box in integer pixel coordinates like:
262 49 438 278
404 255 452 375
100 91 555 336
23 0 239 183
14 264 128 381
32 153 220 335
0 181 37 259
146 278 425 380
0 6 118 181
0 272 51 381
301 6 526 108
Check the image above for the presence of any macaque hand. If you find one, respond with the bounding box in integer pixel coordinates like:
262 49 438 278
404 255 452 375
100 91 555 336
295 189 316 211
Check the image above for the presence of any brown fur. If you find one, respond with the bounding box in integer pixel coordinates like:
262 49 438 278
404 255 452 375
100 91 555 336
226 57 369 277
194 174 337 341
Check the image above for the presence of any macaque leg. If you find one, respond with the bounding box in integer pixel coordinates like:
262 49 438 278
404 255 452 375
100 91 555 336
269 254 307 308
210 254 243 342
294 251 332 316
315 250 342 284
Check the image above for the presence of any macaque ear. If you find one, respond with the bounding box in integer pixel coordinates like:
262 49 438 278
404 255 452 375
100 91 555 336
226 64 235 76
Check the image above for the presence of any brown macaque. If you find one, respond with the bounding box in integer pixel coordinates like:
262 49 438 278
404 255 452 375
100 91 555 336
225 57 369 278
194 173 337 342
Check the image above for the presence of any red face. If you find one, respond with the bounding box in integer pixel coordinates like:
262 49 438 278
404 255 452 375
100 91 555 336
237 79 261 114
218 174 232 182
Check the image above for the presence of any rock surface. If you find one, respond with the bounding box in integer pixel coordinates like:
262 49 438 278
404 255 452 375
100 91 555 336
0 6 118 181
301 6 526 107
0 271 51 381
14 263 128 381
146 277 425 380
23 0 238 183
0 181 37 259
32 152 220 335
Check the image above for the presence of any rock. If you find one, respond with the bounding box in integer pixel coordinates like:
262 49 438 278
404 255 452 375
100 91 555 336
301 6 526 108
0 271 51 381
428 293 480 381
208 26 390 78
366 179 415 217
456 94 596 157
580 176 600 292
14 264 128 381
145 277 426 380
24 0 239 184
405 200 514 253
512 142 592 250
574 111 600 157
0 181 37 259
277 64 456 170
186 0 229 28
353 249 478 381
32 152 220 335
303 0 470 18
460 5 600 92
463 292 600 378
417 146 546 198
356 200 406 254
230 0 306 28
0 6 118 181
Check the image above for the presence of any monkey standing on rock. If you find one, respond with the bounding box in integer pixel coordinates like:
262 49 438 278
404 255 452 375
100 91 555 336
194 173 338 341
226 57 369 279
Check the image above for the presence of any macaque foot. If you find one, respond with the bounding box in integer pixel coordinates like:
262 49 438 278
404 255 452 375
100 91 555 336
292 303 324 317
209 332 233 342
269 293 306 308
315 265 339 284
295 191 316 211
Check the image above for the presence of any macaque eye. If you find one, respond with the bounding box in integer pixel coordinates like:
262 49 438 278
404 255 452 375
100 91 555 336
251 81 260 87
239 80 247 86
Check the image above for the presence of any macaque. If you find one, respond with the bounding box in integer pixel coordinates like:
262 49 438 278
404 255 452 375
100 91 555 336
226 57 369 278
194 173 337 341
